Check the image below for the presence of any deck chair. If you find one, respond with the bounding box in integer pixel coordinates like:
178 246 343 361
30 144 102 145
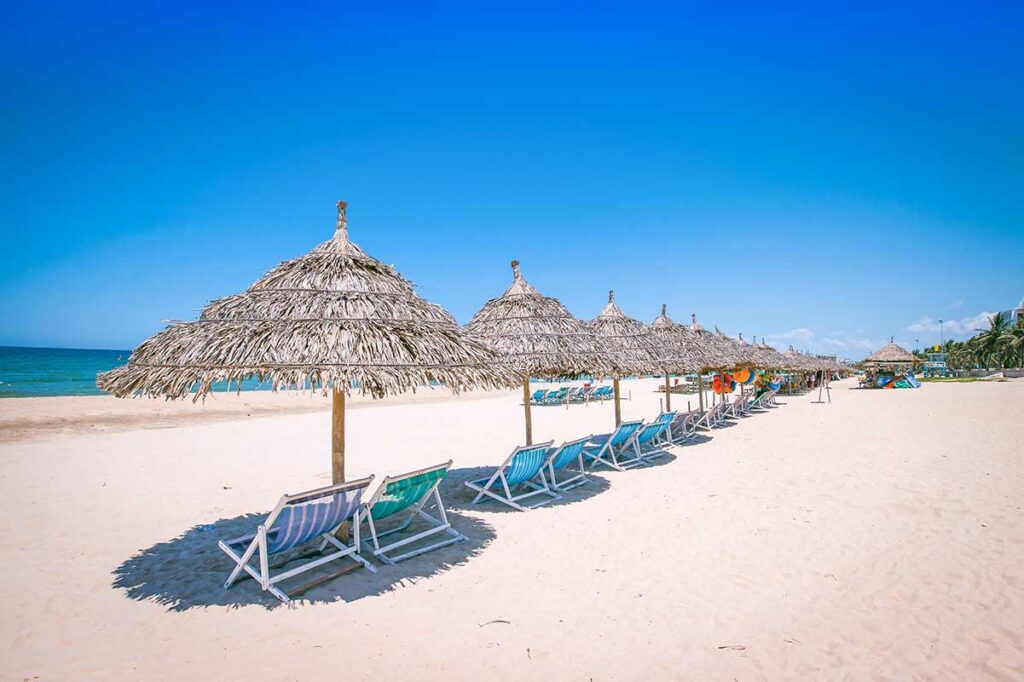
634 421 671 461
357 461 465 565
543 435 593 491
219 477 375 606
530 389 548 404
750 389 774 411
543 387 568 404
585 420 644 471
693 403 720 430
668 409 700 444
466 441 560 511
654 411 678 446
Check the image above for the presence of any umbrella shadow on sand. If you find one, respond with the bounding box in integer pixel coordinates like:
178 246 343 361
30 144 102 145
113 508 495 611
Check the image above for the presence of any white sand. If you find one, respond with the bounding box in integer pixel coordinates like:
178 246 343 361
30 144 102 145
1 377 1022 680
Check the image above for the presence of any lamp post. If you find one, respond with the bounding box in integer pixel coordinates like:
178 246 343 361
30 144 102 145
939 319 944 346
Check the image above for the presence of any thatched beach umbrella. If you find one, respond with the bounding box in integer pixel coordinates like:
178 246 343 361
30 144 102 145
98 201 519 483
689 314 735 371
588 290 660 424
863 340 916 366
465 260 611 445
649 304 704 411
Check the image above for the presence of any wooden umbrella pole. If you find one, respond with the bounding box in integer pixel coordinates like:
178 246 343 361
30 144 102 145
610 374 618 421
332 390 345 484
664 371 672 411
522 379 533 445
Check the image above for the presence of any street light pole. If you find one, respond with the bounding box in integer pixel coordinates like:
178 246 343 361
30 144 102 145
939 319 944 346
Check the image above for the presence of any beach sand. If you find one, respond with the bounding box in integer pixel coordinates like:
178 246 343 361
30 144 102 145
1 377 1022 680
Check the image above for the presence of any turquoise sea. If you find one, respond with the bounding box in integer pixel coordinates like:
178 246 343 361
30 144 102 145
0 346 278 398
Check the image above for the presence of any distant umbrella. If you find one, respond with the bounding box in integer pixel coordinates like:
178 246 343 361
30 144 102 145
465 260 611 444
588 290 660 425
648 304 706 411
98 201 519 483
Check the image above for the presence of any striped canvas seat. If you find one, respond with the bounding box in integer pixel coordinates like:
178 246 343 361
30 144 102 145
267 488 364 555
543 435 593 491
466 442 561 511
358 461 465 565
634 421 670 461
584 420 644 472
219 477 376 606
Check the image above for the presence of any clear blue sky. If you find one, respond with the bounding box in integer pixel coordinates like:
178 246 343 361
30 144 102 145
2 1 1022 359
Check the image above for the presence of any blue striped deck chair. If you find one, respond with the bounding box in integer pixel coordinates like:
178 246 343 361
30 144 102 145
530 389 549 404
593 386 614 401
584 420 644 471
543 435 593 491
654 411 677 445
218 476 375 606
465 441 561 511
357 461 465 565
543 387 569 404
634 421 671 461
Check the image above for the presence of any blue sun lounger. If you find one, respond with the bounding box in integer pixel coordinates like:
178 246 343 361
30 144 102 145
634 420 671 461
357 461 465 565
466 441 561 510
584 420 644 471
219 476 375 606
543 435 593 491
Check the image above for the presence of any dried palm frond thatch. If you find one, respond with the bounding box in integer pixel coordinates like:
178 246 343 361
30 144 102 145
589 290 660 376
689 314 736 371
588 290 660 422
648 305 710 410
863 341 916 365
753 336 787 369
98 201 519 482
465 260 611 443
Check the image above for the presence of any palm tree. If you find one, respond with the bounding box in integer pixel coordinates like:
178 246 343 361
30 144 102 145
974 312 1014 369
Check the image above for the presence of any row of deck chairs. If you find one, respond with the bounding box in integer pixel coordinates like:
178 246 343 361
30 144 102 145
530 385 614 405
466 387 782 511
221 387 782 604
219 461 464 605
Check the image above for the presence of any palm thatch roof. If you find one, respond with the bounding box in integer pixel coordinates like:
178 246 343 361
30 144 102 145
98 201 520 400
863 341 916 365
688 314 736 370
648 304 704 373
782 345 818 371
753 336 787 369
729 331 761 368
464 260 612 378
588 291 660 376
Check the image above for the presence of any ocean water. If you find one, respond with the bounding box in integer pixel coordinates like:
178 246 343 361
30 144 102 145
0 346 130 398
0 346 277 398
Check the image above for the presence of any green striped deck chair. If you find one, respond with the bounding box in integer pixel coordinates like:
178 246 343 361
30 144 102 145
357 461 465 565
218 476 376 606
465 441 561 511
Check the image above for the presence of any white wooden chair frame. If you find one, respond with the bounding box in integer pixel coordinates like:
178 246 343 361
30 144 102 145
466 441 561 511
669 409 701 444
544 435 594 491
585 420 645 472
218 476 376 606
357 461 466 565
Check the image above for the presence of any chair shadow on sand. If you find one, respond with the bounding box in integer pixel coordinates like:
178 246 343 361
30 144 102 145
113 505 495 611
442 464 613 514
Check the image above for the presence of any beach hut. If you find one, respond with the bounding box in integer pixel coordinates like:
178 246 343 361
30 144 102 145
98 201 519 483
862 339 919 387
587 291 660 424
648 304 705 411
464 260 610 445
